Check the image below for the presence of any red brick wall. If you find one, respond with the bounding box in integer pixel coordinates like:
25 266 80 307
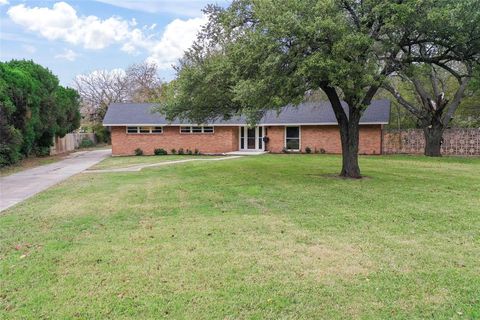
111 126 239 155
111 125 383 155
265 125 382 155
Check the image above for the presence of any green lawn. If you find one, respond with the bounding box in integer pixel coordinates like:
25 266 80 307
90 155 212 170
1 155 479 319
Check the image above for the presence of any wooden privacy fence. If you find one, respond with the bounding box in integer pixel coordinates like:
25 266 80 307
383 128 480 156
50 133 96 155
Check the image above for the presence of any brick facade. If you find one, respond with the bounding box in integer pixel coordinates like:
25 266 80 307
264 125 382 154
111 125 383 156
111 126 239 155
383 128 480 156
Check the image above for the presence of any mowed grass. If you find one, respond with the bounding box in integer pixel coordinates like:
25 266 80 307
90 155 211 170
1 155 479 319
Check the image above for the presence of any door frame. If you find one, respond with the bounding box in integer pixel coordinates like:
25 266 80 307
239 126 265 151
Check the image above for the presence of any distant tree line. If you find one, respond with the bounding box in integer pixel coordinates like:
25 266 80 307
75 62 164 122
0 60 81 167
73 62 165 143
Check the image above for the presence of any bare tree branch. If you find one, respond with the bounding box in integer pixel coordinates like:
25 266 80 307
383 82 425 119
74 62 164 122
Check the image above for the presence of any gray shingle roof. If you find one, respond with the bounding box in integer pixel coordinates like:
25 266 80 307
103 100 390 126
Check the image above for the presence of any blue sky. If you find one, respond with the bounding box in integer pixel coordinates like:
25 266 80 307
0 0 229 86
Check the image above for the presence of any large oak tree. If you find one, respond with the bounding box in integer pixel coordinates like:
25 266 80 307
162 0 476 178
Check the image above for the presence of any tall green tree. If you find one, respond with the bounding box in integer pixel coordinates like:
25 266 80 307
7 60 60 155
162 0 480 178
54 86 81 137
0 72 23 166
0 60 81 166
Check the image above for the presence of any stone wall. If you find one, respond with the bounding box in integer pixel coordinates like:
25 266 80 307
383 128 480 156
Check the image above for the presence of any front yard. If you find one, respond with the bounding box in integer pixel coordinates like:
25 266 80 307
90 154 211 170
1 155 479 319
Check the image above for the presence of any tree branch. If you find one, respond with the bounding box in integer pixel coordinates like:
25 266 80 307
443 75 471 125
320 83 349 125
383 82 425 119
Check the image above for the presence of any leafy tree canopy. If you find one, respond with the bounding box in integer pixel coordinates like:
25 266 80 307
161 0 480 177
0 60 81 166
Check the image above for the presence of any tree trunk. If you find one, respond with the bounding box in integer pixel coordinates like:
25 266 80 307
423 125 444 157
338 109 362 179
321 84 363 179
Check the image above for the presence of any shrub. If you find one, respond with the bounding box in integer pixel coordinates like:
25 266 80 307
178 148 184 155
187 149 193 155
320 148 326 154
134 148 143 156
79 138 95 148
154 148 167 155
305 146 312 154
0 118 22 167
171 148 177 154
0 60 81 162
194 149 200 155
35 146 51 156
92 123 110 144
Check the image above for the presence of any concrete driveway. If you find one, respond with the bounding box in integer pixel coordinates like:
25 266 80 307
0 149 111 212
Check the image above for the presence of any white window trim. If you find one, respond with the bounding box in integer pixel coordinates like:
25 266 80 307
179 126 215 134
238 126 265 151
284 126 301 151
126 126 163 134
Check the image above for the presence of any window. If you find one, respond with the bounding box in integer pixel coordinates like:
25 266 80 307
285 126 300 150
126 126 163 134
127 126 138 133
180 126 215 134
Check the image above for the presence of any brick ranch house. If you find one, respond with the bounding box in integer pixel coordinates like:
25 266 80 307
103 100 390 156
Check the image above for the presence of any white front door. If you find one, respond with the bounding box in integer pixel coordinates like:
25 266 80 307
239 126 264 151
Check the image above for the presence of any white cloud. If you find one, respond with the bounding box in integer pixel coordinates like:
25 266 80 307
7 2 146 50
146 16 207 69
7 1 207 70
0 0 9 6
55 49 78 61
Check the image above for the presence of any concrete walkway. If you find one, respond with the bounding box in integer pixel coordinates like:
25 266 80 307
0 149 111 212
84 156 243 173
